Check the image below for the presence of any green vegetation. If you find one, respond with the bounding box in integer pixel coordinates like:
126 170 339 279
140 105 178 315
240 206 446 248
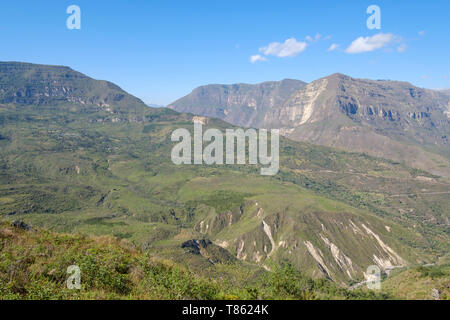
416 265 448 279
379 265 450 300
186 190 252 213
0 221 391 300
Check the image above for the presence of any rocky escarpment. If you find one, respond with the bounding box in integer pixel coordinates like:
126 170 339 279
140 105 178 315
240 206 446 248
283 74 450 176
0 61 146 110
168 79 305 128
278 73 449 134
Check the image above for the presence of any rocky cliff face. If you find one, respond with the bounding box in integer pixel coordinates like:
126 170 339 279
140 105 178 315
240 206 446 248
168 79 305 127
280 74 450 177
274 73 448 137
0 61 146 110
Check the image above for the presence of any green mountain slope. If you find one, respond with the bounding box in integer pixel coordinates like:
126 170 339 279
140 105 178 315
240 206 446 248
0 62 448 287
379 264 450 300
1 220 398 300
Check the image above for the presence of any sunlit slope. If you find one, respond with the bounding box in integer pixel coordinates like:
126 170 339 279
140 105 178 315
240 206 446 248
2 221 402 300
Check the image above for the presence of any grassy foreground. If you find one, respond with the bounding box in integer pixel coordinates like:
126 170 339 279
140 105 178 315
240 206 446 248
380 264 449 300
0 220 392 300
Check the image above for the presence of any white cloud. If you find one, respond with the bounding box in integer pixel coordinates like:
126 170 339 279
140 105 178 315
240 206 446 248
345 33 396 54
418 30 425 36
259 38 307 58
327 43 339 52
250 54 268 63
443 75 449 80
397 44 407 53
306 34 321 42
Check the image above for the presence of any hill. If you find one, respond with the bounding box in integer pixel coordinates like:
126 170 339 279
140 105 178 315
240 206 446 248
1 220 394 300
380 264 449 300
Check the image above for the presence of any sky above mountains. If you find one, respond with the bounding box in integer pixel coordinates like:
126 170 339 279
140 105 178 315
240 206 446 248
0 0 449 105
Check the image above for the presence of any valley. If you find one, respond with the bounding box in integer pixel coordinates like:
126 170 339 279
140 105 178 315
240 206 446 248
0 62 448 299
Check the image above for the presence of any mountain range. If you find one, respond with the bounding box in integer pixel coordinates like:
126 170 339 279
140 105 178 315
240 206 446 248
0 62 448 295
168 74 450 177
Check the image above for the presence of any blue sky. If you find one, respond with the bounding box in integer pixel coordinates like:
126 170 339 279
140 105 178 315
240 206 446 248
0 0 449 105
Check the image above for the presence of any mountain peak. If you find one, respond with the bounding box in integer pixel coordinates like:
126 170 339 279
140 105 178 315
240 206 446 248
280 78 305 83
323 73 353 81
0 61 146 110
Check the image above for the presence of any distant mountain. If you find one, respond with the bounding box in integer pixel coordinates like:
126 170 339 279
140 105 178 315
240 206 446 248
277 74 450 177
439 89 450 107
168 74 450 177
146 103 166 108
0 61 147 113
168 79 306 128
